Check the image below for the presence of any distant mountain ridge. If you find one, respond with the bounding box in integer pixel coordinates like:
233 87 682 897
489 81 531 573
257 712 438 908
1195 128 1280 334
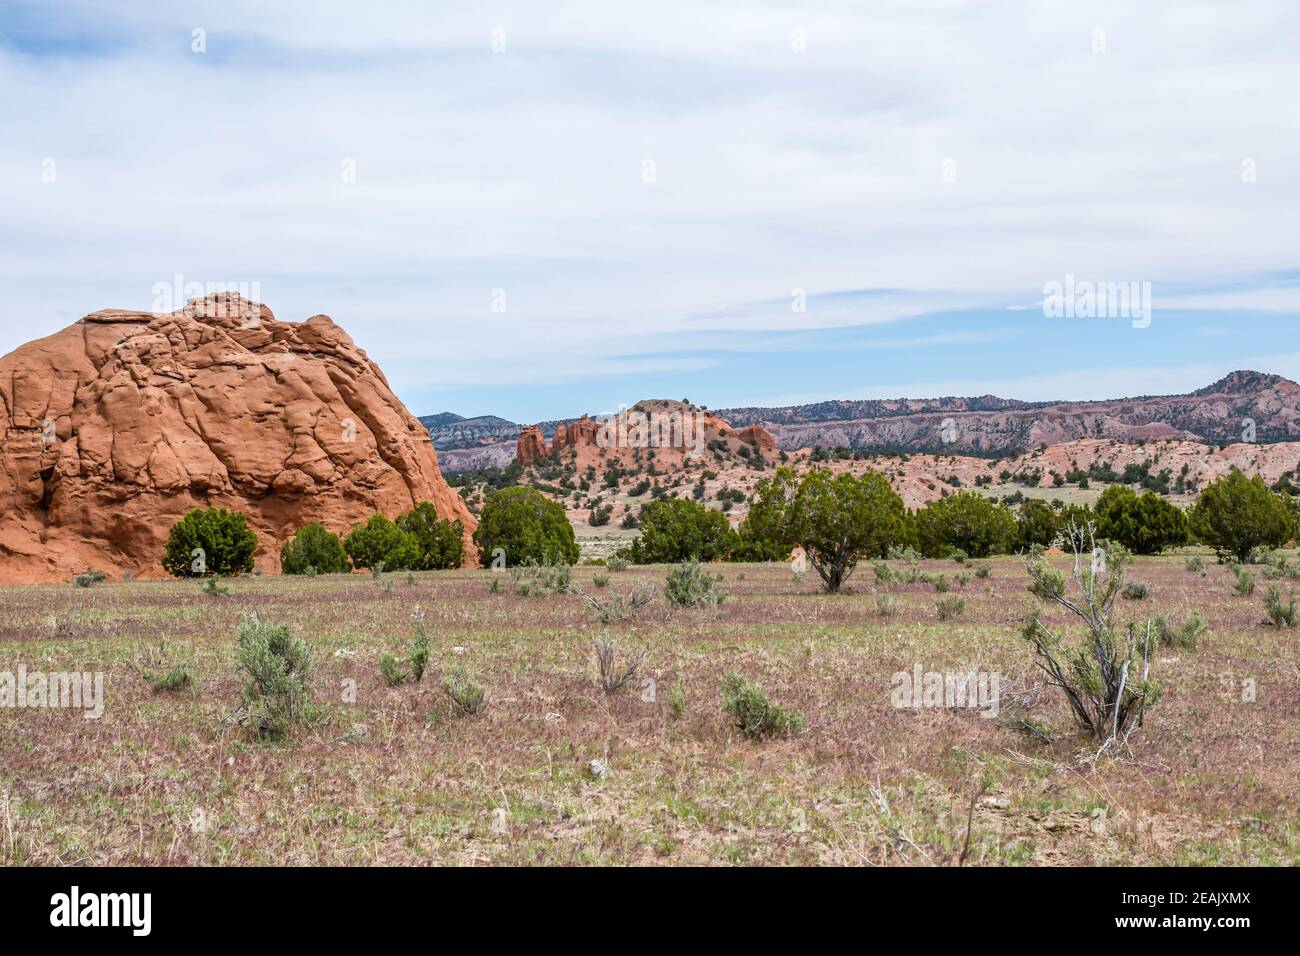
715 371 1300 454
423 371 1300 469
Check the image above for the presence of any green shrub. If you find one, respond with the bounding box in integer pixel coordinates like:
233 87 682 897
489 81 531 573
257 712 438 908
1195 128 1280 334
974 563 992 579
915 491 1017 558
627 498 736 564
1154 612 1207 649
149 666 193 693
473 486 578 567
1265 585 1297 628
582 584 653 623
1184 556 1206 574
874 593 899 618
740 467 907 592
72 568 108 588
396 502 464 570
873 561 896 584
932 574 951 593
664 559 727 609
234 616 314 739
1121 580 1150 600
162 507 257 578
442 666 488 715
720 671 804 740
1093 486 1188 555
344 514 420 571
605 554 630 572
509 557 573 596
280 523 350 574
1190 470 1296 563
667 682 686 720
1016 499 1059 551
1022 521 1159 744
592 573 610 588
1233 568 1256 596
936 595 966 620
201 574 230 597
408 607 432 683
379 653 408 686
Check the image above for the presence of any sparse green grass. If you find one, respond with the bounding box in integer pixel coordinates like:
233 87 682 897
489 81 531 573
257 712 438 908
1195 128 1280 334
0 557 1296 866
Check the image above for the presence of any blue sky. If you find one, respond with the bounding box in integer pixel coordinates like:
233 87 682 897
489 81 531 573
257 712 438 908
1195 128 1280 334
3 1 1299 423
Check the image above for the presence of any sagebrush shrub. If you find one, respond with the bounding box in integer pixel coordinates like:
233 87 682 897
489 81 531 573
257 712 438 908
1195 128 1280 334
409 607 431 682
202 574 230 597
936 595 966 620
720 671 804 740
1154 612 1207 649
667 682 686 720
1121 580 1150 600
592 636 646 694
1265 586 1297 628
149 666 193 692
509 557 573 597
664 559 727 609
234 616 314 739
72 568 108 588
875 593 899 618
1233 568 1256 596
442 666 488 715
582 584 653 623
1022 522 1159 747
379 653 408 686
379 607 434 685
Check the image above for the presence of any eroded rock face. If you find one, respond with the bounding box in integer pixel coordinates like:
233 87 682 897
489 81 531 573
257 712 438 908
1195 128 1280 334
736 424 778 453
0 294 475 582
514 400 774 469
516 425 547 464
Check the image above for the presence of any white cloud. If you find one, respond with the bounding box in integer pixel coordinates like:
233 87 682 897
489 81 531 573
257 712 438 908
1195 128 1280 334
2 0 1298 400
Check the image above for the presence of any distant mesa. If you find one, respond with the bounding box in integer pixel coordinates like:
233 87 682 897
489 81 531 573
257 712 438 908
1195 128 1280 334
428 371 1300 472
0 293 475 583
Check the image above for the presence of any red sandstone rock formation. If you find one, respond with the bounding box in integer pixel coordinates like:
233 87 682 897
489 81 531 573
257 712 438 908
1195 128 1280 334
737 423 778 453
512 400 777 471
0 293 475 583
516 425 546 464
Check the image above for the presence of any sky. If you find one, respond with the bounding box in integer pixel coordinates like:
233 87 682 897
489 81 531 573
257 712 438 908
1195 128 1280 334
2 1 1299 423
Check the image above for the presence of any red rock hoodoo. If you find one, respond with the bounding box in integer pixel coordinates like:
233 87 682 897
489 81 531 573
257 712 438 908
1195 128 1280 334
516 425 547 464
0 293 476 582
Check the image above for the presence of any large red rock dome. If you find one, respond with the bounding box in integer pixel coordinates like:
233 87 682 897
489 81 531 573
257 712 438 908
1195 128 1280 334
0 293 475 582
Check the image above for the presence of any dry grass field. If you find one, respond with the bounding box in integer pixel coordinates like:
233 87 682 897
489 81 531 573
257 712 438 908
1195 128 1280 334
1 552 1297 866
